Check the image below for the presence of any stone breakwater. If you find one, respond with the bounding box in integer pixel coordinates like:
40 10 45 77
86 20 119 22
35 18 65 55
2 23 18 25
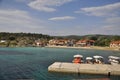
48 62 120 76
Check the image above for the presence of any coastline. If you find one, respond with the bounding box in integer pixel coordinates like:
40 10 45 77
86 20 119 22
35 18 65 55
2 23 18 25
45 45 120 51
0 45 119 51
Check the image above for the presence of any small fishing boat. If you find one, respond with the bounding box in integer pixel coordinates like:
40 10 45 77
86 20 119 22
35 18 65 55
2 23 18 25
93 55 104 64
74 54 83 58
108 56 120 65
73 54 84 63
86 57 93 64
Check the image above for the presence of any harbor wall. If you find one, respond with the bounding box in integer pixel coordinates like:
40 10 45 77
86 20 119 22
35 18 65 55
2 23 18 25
48 62 120 76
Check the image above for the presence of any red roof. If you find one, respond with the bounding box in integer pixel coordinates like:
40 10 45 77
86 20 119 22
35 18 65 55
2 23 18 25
77 40 95 43
110 40 120 44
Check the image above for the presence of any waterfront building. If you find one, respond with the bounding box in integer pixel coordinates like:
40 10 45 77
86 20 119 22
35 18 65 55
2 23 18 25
48 39 68 46
110 41 120 48
75 40 95 47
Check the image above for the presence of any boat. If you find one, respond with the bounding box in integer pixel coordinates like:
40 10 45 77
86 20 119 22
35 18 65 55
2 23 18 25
93 55 104 64
108 56 120 65
73 54 84 63
74 54 83 58
86 57 93 64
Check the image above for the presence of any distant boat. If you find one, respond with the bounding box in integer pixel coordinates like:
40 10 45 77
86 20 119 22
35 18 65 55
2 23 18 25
108 56 120 65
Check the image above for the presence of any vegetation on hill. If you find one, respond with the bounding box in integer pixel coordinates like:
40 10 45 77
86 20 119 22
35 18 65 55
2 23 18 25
0 32 120 47
0 32 52 47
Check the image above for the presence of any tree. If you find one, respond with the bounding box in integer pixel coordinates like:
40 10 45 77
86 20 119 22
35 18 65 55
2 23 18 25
9 36 15 41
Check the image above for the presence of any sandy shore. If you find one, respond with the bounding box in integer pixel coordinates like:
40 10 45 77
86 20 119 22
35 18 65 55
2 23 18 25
45 45 120 51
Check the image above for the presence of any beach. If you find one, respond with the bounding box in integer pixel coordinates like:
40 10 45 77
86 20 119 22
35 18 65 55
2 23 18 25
46 45 120 51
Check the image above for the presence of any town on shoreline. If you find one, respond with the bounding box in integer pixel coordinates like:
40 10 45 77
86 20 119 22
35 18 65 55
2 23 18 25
0 32 120 51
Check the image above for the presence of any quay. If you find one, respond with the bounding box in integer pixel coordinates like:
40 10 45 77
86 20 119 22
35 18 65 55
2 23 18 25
48 62 120 76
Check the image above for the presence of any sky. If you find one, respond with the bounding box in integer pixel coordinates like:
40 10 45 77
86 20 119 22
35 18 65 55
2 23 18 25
0 0 120 36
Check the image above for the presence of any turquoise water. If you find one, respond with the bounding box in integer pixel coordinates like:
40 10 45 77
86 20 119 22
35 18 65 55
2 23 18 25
0 47 120 80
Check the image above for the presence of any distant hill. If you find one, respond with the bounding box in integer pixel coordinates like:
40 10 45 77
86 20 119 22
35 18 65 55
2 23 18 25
0 32 51 40
0 32 52 47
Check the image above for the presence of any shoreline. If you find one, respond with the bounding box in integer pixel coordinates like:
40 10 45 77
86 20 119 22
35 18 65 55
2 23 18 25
45 45 120 51
0 45 120 51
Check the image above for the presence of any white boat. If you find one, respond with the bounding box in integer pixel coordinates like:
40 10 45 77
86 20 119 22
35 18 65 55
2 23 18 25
93 55 103 59
86 57 93 64
93 55 104 64
86 57 93 60
108 56 120 65
73 54 83 58
73 54 84 63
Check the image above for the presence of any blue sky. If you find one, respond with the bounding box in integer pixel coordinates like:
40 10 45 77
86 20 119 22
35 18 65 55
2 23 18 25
0 0 120 36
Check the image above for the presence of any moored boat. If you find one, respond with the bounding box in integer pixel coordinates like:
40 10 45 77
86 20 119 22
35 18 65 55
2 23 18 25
86 57 93 64
73 54 84 63
93 55 104 64
108 56 120 65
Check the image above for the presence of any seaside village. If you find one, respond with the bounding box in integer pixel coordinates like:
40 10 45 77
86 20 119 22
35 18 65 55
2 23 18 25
35 39 120 49
0 39 120 49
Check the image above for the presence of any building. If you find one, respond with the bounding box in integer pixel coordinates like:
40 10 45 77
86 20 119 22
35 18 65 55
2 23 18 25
35 40 44 47
110 41 120 48
67 39 76 47
0 40 6 43
75 40 95 47
48 39 57 46
48 39 68 46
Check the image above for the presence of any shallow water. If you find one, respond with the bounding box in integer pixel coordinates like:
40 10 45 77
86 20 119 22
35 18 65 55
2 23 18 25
0 47 120 80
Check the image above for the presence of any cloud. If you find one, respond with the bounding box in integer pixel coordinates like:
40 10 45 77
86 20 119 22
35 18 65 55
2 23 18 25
28 0 73 12
105 17 120 24
103 17 120 32
99 25 120 35
74 2 120 35
103 25 120 30
48 16 75 21
75 2 120 17
0 9 46 32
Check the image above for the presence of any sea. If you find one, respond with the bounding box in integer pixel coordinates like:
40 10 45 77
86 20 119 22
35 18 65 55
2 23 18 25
0 47 120 80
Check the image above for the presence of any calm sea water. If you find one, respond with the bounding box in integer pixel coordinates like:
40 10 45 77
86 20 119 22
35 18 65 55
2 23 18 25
0 47 120 80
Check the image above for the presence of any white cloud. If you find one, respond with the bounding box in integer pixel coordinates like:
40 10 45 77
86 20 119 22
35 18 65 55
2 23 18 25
74 2 120 35
103 25 120 30
28 0 73 12
100 25 120 35
75 2 120 17
103 17 120 30
0 9 46 32
105 17 120 24
48 16 75 21
103 17 120 32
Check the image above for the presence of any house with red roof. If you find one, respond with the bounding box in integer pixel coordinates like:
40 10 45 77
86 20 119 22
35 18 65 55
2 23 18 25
75 40 95 47
110 41 120 48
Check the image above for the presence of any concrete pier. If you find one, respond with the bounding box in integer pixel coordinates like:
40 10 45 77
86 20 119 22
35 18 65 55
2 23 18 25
48 62 120 76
